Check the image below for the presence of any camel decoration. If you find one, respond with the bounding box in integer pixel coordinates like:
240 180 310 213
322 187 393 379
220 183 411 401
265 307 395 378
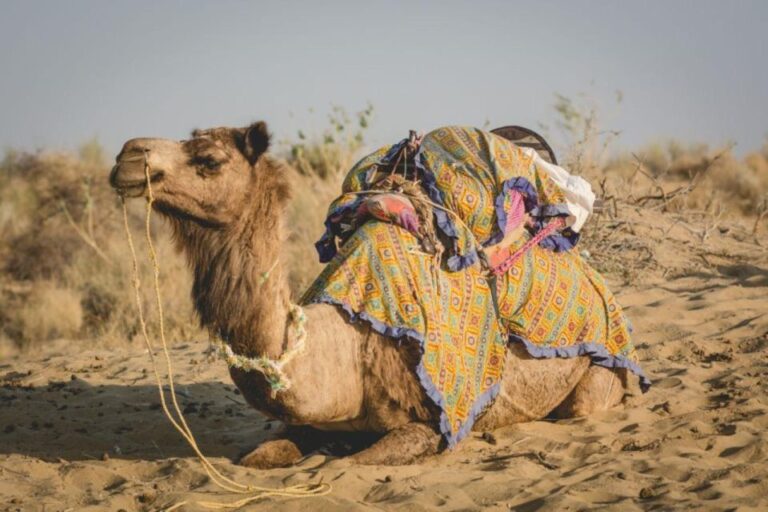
110 121 648 467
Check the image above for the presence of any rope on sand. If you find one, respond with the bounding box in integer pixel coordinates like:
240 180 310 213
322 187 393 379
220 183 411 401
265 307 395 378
119 152 330 510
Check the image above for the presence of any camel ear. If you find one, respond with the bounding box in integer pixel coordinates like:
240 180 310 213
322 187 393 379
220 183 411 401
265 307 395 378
242 121 271 164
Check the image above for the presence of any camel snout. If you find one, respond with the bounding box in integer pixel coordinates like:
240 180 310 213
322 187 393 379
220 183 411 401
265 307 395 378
110 139 166 196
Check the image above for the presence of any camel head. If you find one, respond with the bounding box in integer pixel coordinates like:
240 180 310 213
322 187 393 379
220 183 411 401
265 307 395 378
110 121 288 227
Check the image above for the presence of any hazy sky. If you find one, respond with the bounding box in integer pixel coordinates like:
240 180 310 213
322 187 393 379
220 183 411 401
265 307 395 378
1 0 767 157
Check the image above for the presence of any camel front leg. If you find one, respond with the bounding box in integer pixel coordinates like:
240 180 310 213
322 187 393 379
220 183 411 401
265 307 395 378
350 423 442 465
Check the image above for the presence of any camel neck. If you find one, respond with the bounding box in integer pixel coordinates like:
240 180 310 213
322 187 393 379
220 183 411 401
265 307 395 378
174 183 292 360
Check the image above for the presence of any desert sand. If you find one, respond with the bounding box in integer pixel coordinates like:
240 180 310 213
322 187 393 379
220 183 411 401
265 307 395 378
1 207 767 512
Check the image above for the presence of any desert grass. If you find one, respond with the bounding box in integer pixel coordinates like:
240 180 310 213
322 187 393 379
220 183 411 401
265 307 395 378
1 105 765 352
0 108 372 352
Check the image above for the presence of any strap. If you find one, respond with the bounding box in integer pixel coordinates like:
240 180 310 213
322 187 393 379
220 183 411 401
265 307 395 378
490 218 566 276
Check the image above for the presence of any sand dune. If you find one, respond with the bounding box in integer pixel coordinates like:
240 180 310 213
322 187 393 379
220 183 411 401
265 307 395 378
1 212 766 511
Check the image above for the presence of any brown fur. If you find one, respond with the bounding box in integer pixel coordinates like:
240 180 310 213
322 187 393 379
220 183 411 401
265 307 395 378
110 122 628 466
552 366 627 418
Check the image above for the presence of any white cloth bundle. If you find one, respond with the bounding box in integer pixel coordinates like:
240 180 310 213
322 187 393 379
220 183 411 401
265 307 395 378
522 147 596 232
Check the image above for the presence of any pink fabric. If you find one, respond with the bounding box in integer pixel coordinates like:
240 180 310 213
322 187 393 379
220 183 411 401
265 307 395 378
357 193 421 234
505 190 527 233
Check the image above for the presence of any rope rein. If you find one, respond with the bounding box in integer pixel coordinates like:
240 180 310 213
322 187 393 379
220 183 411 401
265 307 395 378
120 152 330 510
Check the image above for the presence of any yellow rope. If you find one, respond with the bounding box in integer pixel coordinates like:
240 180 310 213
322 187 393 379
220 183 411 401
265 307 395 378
120 154 330 510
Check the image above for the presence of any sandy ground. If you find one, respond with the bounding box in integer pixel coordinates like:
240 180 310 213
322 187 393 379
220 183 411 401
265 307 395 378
1 213 767 511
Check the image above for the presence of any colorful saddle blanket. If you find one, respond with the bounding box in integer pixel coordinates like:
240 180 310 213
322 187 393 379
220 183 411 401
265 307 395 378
302 126 649 446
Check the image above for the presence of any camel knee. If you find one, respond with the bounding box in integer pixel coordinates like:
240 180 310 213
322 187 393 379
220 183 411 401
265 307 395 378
552 365 627 418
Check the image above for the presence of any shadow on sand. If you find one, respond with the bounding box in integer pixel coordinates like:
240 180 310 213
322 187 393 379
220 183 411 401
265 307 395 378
0 380 271 461
0 377 379 463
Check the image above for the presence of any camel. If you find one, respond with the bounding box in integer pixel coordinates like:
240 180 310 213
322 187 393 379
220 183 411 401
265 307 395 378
109 121 628 467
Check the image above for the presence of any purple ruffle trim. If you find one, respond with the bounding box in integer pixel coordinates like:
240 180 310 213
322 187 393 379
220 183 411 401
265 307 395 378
446 249 479 273
390 141 468 266
315 198 365 263
405 140 474 272
509 334 651 392
490 176 579 251
305 292 499 447
417 150 469 272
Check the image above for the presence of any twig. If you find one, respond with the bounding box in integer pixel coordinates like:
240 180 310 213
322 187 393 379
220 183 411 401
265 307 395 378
630 154 668 207
699 202 726 243
60 200 112 264
163 501 188 512
82 176 96 241
630 147 730 208
0 465 30 477
752 196 768 236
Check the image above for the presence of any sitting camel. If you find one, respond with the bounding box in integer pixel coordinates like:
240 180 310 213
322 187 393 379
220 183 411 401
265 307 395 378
110 121 629 467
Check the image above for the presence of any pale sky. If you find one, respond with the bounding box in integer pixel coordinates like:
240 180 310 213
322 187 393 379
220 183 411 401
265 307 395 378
1 0 767 157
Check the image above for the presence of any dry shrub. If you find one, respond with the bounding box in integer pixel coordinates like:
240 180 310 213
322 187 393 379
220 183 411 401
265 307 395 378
0 143 199 348
280 105 375 294
0 109 372 348
550 94 767 284
15 281 83 343
705 159 763 214
288 104 373 179
283 168 345 295
604 144 768 217
549 92 622 181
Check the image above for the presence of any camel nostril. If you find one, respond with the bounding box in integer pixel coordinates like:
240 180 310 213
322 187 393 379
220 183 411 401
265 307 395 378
116 139 153 163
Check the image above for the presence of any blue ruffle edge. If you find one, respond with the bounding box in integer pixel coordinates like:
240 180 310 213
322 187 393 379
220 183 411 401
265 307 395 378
315 198 365 263
314 136 476 272
509 333 651 392
416 148 475 273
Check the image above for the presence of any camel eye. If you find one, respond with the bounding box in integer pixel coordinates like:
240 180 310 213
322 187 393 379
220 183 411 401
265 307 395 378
193 156 222 174
203 159 221 170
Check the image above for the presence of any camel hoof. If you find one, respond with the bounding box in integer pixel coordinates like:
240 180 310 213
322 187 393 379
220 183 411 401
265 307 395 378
238 439 302 469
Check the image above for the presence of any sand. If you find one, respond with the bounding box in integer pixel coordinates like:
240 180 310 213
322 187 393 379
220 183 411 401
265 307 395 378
1 211 767 511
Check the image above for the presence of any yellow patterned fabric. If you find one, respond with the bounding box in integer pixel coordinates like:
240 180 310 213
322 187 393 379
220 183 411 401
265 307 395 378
496 232 641 370
420 126 568 255
305 126 648 446
303 222 506 445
